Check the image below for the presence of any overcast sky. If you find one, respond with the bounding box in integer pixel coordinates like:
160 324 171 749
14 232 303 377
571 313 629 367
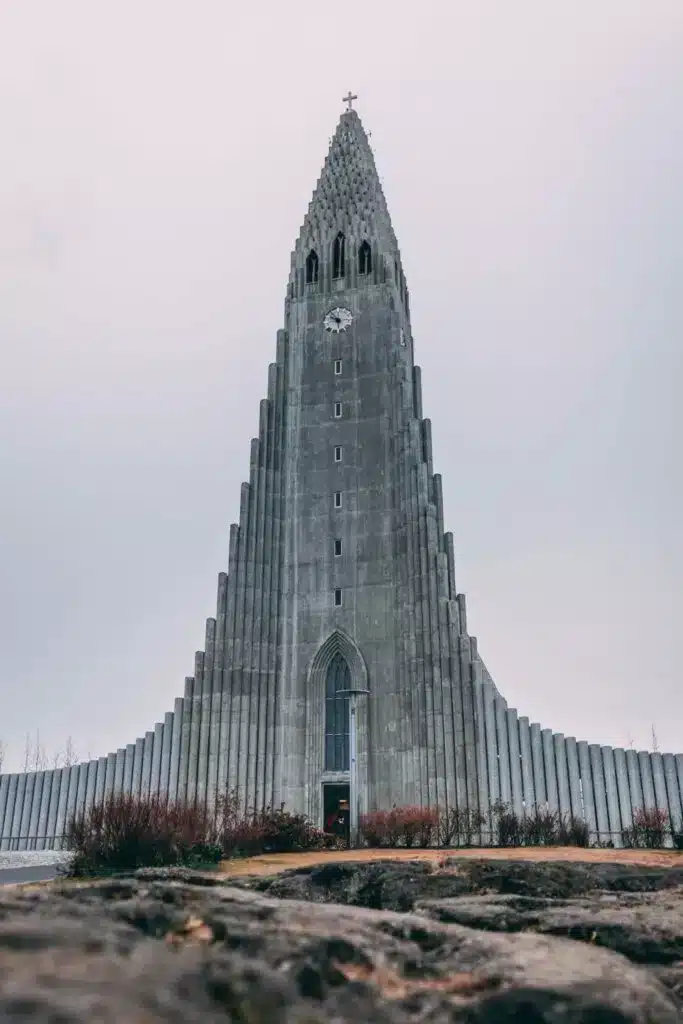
1 2 681 772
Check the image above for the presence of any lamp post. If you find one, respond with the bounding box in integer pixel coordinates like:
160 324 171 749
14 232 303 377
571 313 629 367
337 687 369 846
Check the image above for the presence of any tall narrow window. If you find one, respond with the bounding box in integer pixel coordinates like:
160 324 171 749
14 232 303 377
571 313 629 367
334 491 342 508
334 445 342 463
334 538 342 556
305 249 319 284
324 652 350 771
334 359 342 375
334 402 342 418
332 232 345 279
358 240 372 275
334 588 343 607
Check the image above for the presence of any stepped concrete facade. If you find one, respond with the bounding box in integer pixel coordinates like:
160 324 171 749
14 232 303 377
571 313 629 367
2 108 681 851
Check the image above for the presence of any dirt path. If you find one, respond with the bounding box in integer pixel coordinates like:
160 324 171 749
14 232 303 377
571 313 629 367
218 845 683 878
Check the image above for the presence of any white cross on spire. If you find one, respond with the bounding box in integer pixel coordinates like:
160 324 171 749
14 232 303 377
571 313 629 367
342 91 358 112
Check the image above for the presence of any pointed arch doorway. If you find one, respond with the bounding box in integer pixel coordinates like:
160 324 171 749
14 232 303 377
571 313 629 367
306 631 369 837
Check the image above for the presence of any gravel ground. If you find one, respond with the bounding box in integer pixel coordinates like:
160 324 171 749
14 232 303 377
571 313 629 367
0 850 72 871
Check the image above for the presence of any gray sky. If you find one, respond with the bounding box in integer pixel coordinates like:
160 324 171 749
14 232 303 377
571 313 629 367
1 1 681 772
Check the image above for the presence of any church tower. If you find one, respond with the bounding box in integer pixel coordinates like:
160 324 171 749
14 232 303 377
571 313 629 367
266 102 492 825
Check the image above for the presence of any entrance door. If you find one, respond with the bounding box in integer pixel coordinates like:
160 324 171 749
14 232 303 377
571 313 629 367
323 782 349 835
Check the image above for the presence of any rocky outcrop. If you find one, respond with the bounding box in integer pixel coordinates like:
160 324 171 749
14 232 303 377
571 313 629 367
0 858 681 1021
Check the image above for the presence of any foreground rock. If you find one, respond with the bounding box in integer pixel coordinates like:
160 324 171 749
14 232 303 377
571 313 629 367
0 860 679 1021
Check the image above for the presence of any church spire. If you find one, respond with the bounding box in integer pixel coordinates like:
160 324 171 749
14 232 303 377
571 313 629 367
288 104 406 303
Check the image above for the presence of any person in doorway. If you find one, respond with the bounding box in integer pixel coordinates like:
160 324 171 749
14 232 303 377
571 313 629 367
326 799 350 846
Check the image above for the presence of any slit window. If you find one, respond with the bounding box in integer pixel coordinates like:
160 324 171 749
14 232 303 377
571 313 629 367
332 232 345 279
334 402 342 418
334 588 343 607
358 240 372 275
334 445 342 463
334 359 342 375
334 491 342 508
334 538 342 556
305 249 319 284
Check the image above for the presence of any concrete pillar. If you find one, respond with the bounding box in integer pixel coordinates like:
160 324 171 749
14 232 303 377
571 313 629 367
554 734 571 820
177 677 195 803
45 769 64 849
168 699 184 802
113 749 125 797
160 711 174 798
84 760 98 814
0 776 9 848
151 722 164 797
494 695 510 806
601 747 622 847
518 716 534 816
650 752 671 846
677 756 683 827
483 682 499 815
474 679 489 844
1 776 18 851
95 757 107 807
565 737 582 820
542 730 559 813
54 767 74 851
506 709 523 819
25 772 43 851
132 738 144 798
123 744 135 796
530 723 546 807
663 753 682 834
36 769 54 850
626 749 643 814
577 741 597 842
589 745 609 844
141 732 154 799
17 773 33 851
613 748 633 836
638 751 656 810
103 753 116 799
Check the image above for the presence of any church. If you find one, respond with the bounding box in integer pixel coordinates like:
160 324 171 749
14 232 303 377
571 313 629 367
1 102 682 851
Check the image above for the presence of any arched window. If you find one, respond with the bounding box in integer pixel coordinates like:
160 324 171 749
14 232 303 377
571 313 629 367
305 249 319 284
358 240 372 275
332 232 345 279
324 652 350 771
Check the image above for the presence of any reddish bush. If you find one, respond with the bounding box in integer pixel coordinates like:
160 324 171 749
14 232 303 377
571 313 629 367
215 791 325 858
437 807 487 847
622 807 671 849
359 809 390 847
66 793 219 876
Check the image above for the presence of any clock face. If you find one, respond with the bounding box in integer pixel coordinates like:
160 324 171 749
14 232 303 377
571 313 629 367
324 307 353 333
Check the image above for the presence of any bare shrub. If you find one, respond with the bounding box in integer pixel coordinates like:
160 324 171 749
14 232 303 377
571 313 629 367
622 807 671 849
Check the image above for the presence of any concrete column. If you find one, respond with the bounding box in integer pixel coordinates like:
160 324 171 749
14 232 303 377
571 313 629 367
151 722 164 797
613 748 633 837
663 753 682 834
554 734 571 820
565 738 582 820
84 760 98 814
530 723 546 807
638 751 656 810
542 730 559 813
601 747 622 847
64 765 82 846
474 680 489 843
132 738 144 798
160 711 174 798
187 657 205 805
0 776 17 850
123 745 135 796
177 678 194 803
167 700 184 803
577 741 597 842
507 709 523 819
494 696 510 806
0 776 9 848
54 767 73 851
26 772 45 851
676 756 683 825
589 745 609 844
650 753 671 846
95 757 107 807
625 749 643 814
45 769 64 850
17 773 34 851
104 753 116 799
482 681 499 820
141 731 154 799
518 716 534 815
36 770 54 851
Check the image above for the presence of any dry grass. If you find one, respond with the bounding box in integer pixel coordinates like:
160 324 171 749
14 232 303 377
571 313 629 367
218 845 683 878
